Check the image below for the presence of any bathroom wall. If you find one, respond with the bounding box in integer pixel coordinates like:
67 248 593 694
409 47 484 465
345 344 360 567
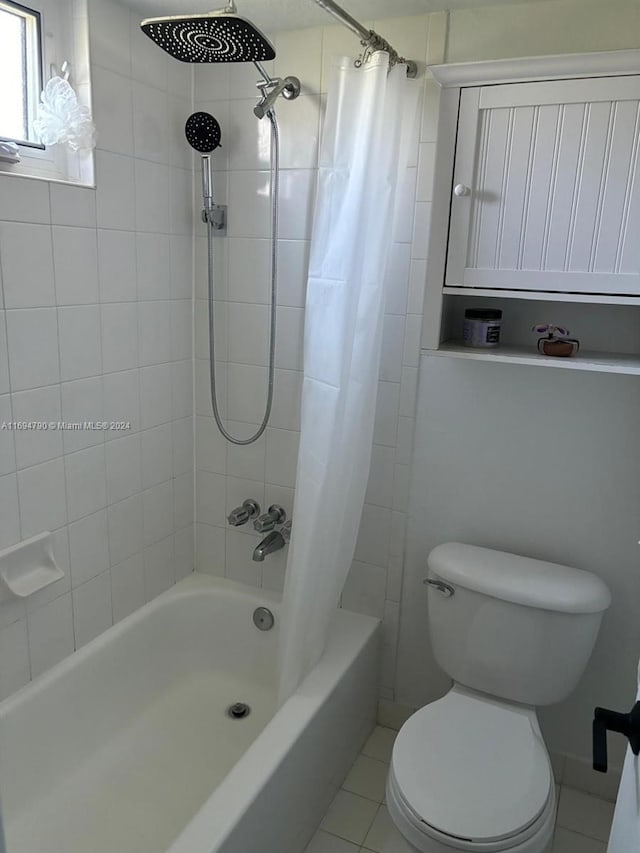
0 0 195 700
395 0 640 767
192 14 446 696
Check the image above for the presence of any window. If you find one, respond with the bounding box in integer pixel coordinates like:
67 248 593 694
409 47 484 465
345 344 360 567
0 0 43 146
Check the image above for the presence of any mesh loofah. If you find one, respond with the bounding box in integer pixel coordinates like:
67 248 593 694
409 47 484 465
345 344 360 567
33 77 96 151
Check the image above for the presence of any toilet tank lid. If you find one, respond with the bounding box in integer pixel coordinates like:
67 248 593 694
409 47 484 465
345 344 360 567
427 543 611 614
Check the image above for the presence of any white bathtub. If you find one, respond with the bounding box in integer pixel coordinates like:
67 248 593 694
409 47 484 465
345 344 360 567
0 575 379 853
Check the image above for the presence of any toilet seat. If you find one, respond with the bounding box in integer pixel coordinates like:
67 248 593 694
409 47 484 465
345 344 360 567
390 690 553 847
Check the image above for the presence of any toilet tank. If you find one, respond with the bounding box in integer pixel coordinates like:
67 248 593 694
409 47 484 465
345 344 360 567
426 543 611 706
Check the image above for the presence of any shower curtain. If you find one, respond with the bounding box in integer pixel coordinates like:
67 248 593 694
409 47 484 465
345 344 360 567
277 52 419 703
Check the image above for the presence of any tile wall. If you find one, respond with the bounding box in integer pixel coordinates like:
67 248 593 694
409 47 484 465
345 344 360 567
0 0 195 700
193 14 447 697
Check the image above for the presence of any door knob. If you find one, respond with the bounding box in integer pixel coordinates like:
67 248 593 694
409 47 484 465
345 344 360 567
454 183 471 197
593 702 640 773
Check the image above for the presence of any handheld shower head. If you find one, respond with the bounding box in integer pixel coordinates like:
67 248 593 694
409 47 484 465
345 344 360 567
140 2 275 64
185 112 222 216
185 112 221 154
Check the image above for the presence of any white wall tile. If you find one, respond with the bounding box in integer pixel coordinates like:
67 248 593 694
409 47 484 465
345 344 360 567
131 18 168 90
108 493 143 566
173 416 193 477
411 202 432 260
72 570 113 648
12 385 63 468
170 236 193 300
228 238 271 304
274 28 323 95
6 309 60 391
381 315 406 383
0 619 30 701
27 593 75 678
111 552 145 622
196 522 225 574
65 445 107 522
0 317 9 394
87 0 131 77
226 363 269 424
143 480 174 546
265 428 300 489
95 151 136 231
226 422 265 481
196 416 226 474
58 306 102 381
342 561 387 619
278 169 316 240
141 423 173 488
17 458 67 538
139 364 173 428
52 226 99 306
270 368 303 431
365 444 395 509
144 535 175 600
170 300 192 362
138 301 172 366
275 306 305 371
132 81 169 164
60 378 104 453
172 359 193 420
136 232 172 301
374 382 400 447
174 525 194 580
0 473 20 549
228 303 270 366
276 240 309 308
135 160 170 234
0 174 50 224
50 184 97 228
98 229 137 302
68 509 110 587
0 223 55 308
105 432 142 504
227 171 271 239
103 370 140 435
384 243 411 316
101 303 138 373
354 503 391 568
0 395 15 474
173 471 194 531
196 469 226 527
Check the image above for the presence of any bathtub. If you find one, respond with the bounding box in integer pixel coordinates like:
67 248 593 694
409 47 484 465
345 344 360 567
0 574 380 853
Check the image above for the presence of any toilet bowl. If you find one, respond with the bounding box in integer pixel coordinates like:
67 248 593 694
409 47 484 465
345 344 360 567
387 543 611 853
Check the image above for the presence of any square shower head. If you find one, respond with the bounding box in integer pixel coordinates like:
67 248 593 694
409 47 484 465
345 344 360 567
140 11 276 63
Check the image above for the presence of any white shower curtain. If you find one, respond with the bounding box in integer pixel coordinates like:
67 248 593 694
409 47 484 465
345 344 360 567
277 52 419 703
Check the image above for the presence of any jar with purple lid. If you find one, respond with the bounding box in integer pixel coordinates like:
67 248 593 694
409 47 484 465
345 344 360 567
463 308 502 348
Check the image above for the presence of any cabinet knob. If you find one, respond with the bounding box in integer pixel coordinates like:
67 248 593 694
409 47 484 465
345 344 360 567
454 183 471 197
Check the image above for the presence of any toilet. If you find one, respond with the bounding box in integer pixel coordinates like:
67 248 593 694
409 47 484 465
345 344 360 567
387 542 611 853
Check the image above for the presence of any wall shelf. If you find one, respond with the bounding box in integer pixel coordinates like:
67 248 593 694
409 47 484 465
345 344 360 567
431 341 640 375
443 287 640 307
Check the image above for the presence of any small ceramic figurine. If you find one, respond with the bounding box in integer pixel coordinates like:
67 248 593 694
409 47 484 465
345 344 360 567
532 324 580 357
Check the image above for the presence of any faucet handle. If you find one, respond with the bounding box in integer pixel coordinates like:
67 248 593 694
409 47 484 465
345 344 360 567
227 499 260 527
281 520 292 543
253 504 286 533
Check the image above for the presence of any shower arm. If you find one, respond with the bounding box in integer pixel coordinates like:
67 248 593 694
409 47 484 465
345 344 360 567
310 0 417 78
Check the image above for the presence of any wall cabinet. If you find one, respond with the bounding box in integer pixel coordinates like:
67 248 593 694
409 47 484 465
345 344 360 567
423 50 640 374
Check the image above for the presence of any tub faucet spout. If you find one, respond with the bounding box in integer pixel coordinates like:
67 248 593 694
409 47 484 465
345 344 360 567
253 530 286 562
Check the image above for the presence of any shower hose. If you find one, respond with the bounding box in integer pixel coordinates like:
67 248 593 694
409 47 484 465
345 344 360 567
206 108 280 446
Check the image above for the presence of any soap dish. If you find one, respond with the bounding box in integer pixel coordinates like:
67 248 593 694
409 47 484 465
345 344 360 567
0 532 64 601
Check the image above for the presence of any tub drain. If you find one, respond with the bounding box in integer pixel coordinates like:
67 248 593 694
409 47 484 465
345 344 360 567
227 702 251 720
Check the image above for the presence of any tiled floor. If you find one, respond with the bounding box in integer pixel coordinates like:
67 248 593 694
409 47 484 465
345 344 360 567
305 727 615 853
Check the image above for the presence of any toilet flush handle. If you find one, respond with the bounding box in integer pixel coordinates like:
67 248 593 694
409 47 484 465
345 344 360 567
423 578 455 597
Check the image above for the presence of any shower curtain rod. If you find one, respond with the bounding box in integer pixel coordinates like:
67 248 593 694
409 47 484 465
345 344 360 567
311 0 418 77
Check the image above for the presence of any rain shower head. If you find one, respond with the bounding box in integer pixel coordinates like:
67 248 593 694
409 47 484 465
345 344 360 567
140 1 276 64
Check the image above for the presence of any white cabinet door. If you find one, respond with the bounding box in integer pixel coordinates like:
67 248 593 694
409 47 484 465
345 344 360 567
446 76 640 295
607 661 640 852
